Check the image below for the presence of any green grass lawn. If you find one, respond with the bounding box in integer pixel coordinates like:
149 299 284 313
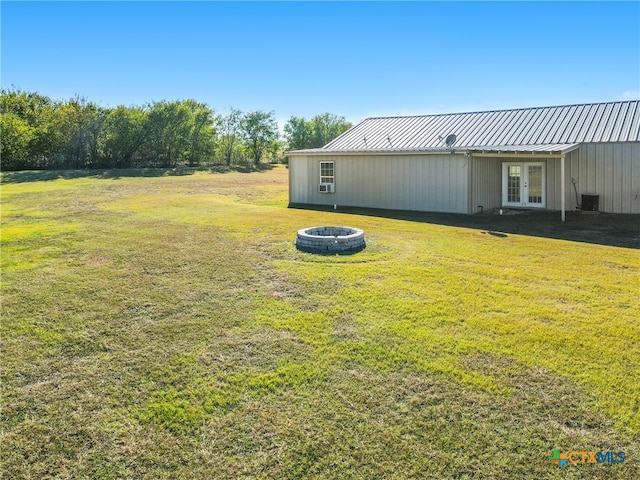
2 165 639 479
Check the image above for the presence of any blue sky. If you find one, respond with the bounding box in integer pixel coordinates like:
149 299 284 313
2 1 639 127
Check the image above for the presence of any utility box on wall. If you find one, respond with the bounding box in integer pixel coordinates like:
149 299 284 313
582 194 599 212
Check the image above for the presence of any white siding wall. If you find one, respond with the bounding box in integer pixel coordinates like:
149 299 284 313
470 157 502 212
288 154 308 204
288 154 470 214
580 142 640 213
547 153 570 211
548 142 640 213
290 142 640 214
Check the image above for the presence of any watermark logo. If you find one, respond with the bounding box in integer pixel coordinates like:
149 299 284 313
550 449 569 467
550 448 625 467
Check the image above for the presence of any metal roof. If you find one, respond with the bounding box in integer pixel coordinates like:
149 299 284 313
306 100 640 153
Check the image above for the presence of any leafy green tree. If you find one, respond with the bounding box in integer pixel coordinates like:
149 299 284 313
266 139 284 163
309 113 351 148
283 113 351 151
217 108 243 166
55 96 105 168
0 88 292 170
142 100 217 167
283 116 312 151
0 88 61 169
0 114 35 170
184 100 218 166
143 101 192 167
98 106 148 168
0 88 52 124
240 110 278 165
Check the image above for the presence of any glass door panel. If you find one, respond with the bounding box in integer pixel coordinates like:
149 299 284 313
527 165 543 205
507 165 521 203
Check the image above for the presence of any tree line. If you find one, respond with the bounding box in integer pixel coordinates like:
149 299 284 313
0 88 352 171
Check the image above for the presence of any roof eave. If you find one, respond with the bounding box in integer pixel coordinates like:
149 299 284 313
286 147 463 156
468 143 580 157
286 143 581 157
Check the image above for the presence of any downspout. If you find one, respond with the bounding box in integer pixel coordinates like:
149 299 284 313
560 154 566 222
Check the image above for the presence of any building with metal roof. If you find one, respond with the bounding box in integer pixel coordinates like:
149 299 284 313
288 101 640 218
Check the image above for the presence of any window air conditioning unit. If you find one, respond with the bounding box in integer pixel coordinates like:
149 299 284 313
318 183 334 193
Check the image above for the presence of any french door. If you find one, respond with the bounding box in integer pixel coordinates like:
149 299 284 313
502 162 545 208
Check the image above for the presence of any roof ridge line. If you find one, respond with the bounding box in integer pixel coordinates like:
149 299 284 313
362 100 640 121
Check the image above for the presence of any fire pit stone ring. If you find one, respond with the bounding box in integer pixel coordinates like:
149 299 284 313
296 226 365 253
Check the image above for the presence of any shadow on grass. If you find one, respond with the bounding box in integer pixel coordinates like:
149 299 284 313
1 164 276 184
289 203 640 249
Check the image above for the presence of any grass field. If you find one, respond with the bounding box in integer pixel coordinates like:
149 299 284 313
2 165 639 479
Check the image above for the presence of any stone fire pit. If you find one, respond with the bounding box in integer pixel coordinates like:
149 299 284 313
296 226 365 254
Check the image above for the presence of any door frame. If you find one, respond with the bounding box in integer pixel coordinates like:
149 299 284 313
501 161 546 208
